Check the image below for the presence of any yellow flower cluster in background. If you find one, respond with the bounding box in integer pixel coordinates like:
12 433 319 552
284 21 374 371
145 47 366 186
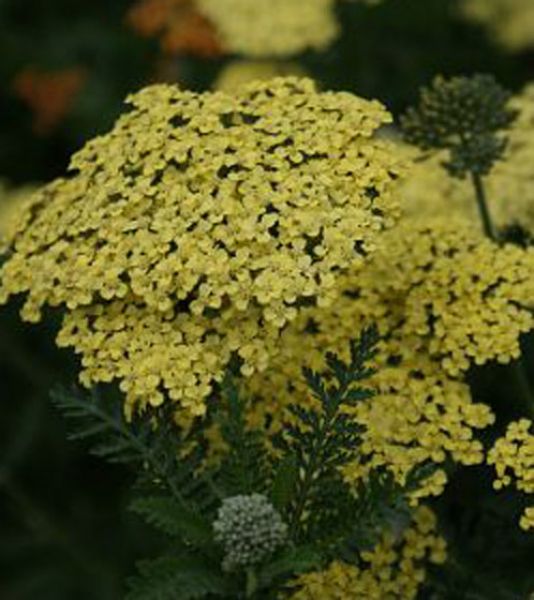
287 506 446 600
0 78 404 417
196 0 339 57
214 61 305 92
127 0 387 61
400 84 534 235
0 182 38 253
461 0 534 52
488 419 534 531
357 216 534 375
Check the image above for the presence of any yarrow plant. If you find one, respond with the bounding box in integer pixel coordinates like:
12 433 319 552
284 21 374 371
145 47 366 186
51 328 437 599
399 74 534 533
2 72 534 599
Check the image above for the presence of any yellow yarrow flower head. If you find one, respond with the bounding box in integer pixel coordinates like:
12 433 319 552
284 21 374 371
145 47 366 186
0 78 403 417
196 0 339 57
356 215 534 375
488 419 534 531
461 0 534 52
287 506 446 600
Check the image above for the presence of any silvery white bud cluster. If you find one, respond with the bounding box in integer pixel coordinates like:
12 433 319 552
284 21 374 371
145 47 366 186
213 493 288 571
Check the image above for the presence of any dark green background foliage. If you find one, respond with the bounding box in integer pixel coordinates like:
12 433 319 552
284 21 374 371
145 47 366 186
1 0 534 598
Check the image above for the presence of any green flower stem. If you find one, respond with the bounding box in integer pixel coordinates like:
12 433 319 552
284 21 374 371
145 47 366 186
470 172 534 417
245 568 258 598
471 173 497 240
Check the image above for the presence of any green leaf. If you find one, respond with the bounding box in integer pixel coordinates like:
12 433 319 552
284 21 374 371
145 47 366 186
130 496 213 548
258 546 320 588
271 454 298 513
280 327 381 542
51 386 153 466
216 375 270 496
52 386 219 518
126 556 227 600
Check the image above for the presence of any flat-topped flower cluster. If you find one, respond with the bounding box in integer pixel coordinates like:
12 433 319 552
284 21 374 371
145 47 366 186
0 77 403 417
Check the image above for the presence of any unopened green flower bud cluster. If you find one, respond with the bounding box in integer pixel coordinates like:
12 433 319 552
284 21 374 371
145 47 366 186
213 493 288 571
401 74 517 177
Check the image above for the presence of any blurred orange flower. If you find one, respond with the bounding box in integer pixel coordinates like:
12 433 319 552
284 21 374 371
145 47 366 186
12 67 86 136
127 0 223 57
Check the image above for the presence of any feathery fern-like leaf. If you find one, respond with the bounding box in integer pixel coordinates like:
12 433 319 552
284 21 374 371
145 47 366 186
279 327 381 541
52 386 219 517
126 556 227 600
270 453 299 513
130 496 214 549
258 546 320 589
51 386 153 465
215 375 270 497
